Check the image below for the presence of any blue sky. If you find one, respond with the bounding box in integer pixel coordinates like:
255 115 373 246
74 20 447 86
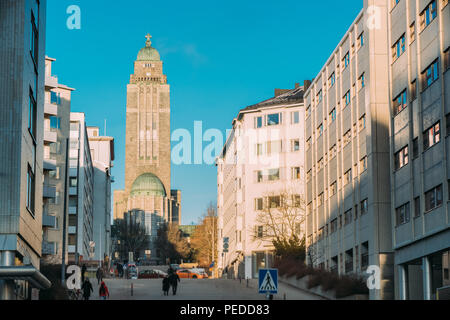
45 0 363 225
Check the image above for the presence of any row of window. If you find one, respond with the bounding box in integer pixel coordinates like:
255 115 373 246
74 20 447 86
254 111 300 129
395 184 443 226
255 167 302 183
254 139 301 156
254 194 302 211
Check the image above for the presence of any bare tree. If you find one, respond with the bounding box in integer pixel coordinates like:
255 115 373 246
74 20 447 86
190 202 218 268
114 219 148 261
155 222 192 264
253 188 306 260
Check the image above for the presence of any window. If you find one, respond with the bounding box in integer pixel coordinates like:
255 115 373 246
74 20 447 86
291 139 300 152
344 209 353 225
447 114 450 136
306 137 311 150
306 169 312 182
255 116 263 128
329 144 337 160
291 111 300 124
317 193 324 207
267 113 281 126
392 34 406 60
444 48 450 71
357 32 364 49
317 124 323 138
49 167 60 180
330 181 337 197
361 199 368 215
422 59 439 90
410 22 416 43
255 198 264 211
413 138 419 159
267 140 283 155
359 114 366 131
396 202 410 226
267 169 280 181
50 116 61 131
306 105 311 118
329 108 336 124
28 89 37 140
344 169 352 186
393 90 407 116
423 122 440 150
425 184 443 212
30 10 39 67
344 90 351 106
410 80 417 101
414 197 421 218
343 130 352 146
359 73 365 90
255 143 264 156
394 146 409 170
360 156 368 172
268 196 281 208
343 52 350 69
329 72 336 88
256 226 264 238
420 0 437 31
256 171 264 183
50 91 61 105
292 167 301 180
317 90 323 103
26 165 35 216
330 219 338 234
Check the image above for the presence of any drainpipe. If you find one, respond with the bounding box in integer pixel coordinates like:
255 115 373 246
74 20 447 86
0 251 16 300
422 257 431 300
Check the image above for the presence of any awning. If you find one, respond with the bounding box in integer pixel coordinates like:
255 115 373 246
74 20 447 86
0 266 52 290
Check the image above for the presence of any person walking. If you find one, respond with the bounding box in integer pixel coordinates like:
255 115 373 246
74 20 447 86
162 276 170 296
168 270 180 296
96 267 103 285
99 281 110 300
81 264 87 283
81 277 93 301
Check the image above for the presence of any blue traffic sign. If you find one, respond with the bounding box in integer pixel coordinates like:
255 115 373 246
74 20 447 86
258 269 278 294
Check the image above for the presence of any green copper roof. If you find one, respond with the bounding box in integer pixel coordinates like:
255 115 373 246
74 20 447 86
130 173 166 197
137 33 160 61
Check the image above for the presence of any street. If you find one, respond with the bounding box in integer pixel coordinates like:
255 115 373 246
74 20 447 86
88 278 325 301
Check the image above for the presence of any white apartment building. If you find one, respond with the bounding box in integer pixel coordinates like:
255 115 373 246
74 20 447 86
87 127 115 266
304 0 394 300
217 84 307 280
387 0 450 300
42 57 74 264
68 113 95 264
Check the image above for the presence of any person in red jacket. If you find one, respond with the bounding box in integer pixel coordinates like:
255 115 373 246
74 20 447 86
99 281 110 300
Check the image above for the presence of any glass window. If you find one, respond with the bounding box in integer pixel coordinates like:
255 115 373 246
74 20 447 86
255 116 263 128
361 199 368 215
425 185 443 212
344 90 351 106
291 111 299 124
28 89 37 140
50 91 61 105
267 113 281 126
344 209 353 225
329 108 336 123
26 165 35 216
396 202 410 226
291 139 300 152
423 122 440 150
422 59 439 90
255 198 264 211
414 197 421 218
267 169 280 181
268 196 281 208
292 167 301 180
393 89 407 116
394 146 409 170
50 116 61 131
343 52 350 68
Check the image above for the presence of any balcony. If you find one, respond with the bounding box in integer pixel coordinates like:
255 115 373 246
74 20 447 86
45 75 58 89
43 184 56 198
42 241 56 255
44 130 57 144
68 226 77 234
42 214 56 228
44 102 58 116
43 158 57 171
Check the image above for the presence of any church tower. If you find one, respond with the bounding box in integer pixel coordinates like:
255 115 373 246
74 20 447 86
114 35 178 237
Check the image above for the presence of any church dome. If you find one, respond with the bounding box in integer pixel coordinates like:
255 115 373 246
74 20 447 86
137 34 160 61
130 173 166 197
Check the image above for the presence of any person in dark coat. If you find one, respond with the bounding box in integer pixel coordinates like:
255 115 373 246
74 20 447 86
168 271 180 295
96 267 103 285
81 264 87 283
81 278 93 301
162 276 170 296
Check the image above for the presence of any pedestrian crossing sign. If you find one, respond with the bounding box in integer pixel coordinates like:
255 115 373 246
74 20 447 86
258 269 278 294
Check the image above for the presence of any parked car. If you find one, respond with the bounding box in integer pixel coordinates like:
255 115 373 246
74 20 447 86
138 269 167 279
176 269 205 279
191 268 209 278
127 263 138 279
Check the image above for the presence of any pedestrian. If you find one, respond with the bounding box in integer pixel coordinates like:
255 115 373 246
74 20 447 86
168 270 180 296
81 264 87 283
162 276 170 296
117 263 123 278
99 281 110 300
81 277 93 301
96 266 103 285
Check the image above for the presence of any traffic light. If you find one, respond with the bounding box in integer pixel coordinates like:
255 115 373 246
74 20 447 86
223 237 229 253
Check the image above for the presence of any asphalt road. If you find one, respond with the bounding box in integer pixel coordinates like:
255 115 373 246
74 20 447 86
87 277 325 301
